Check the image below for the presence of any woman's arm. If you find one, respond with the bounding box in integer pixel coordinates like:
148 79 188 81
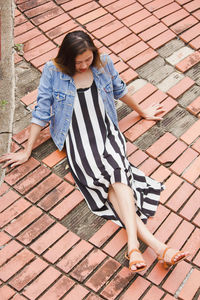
0 123 42 168
120 93 164 121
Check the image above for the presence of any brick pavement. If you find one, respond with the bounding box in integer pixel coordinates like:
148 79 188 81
1 0 200 299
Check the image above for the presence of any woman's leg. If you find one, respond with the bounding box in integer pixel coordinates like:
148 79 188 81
109 184 189 268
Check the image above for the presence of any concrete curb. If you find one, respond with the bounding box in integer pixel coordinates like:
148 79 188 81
0 0 15 185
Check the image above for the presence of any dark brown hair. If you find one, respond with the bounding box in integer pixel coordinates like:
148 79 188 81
54 30 102 76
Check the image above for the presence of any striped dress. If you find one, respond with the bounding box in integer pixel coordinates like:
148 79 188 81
66 81 164 227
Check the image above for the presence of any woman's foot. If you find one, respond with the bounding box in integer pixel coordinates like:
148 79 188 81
156 245 190 269
125 248 147 272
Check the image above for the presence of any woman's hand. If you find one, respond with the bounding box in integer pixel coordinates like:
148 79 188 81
0 150 31 169
140 103 165 121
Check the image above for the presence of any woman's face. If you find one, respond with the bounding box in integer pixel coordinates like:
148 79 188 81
75 49 94 73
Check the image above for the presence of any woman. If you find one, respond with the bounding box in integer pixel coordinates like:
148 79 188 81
0 31 189 272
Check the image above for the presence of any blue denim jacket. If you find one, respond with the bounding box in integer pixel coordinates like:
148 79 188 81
31 54 128 150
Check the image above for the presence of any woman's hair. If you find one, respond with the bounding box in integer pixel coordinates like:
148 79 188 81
54 30 102 76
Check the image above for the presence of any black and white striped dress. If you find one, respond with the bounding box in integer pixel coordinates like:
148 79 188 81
66 81 164 227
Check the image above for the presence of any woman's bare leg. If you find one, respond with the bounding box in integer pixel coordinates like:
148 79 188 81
109 184 189 267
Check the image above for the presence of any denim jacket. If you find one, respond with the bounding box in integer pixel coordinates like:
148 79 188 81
31 54 128 150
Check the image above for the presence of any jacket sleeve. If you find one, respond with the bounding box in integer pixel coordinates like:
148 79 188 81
103 54 128 99
31 62 54 127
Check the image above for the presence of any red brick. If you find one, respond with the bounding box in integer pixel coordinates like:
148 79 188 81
126 142 138 157
24 40 55 61
153 2 181 19
24 2 57 18
184 0 200 12
62 284 89 300
82 293 102 300
17 214 54 245
110 33 140 54
69 2 99 18
57 240 93 273
151 165 171 182
160 174 183 204
0 182 9 196
179 268 200 300
38 181 74 211
18 0 50 11
127 47 158 69
77 7 107 25
162 8 189 26
39 13 70 32
146 132 177 158
120 276 150 300
46 19 78 39
50 189 84 220
162 261 191 294
64 172 76 185
0 249 34 281
42 149 66 168
166 181 195 212
0 240 22 266
158 140 187 164
26 173 62 203
142 285 165 300
147 30 176 49
180 189 200 220
154 212 182 242
31 47 58 68
139 157 160 176
21 89 38 106
193 211 200 227
131 82 158 103
70 249 106 282
103 228 127 257
102 27 131 47
182 119 200 145
101 267 134 299
194 177 200 189
176 51 200 72
0 198 31 228
182 228 200 260
106 0 134 13
192 9 200 20
93 20 123 39
168 220 194 249
145 0 174 12
39 276 75 300
171 15 198 34
11 141 21 152
30 223 67 254
0 231 11 247
120 68 138 84
0 190 20 212
31 7 63 25
0 285 15 299
61 0 92 11
123 9 151 27
147 261 170 285
14 165 51 195
115 60 129 74
182 155 200 183
14 27 42 44
43 231 80 263
129 149 149 167
193 250 200 267
15 13 27 26
89 220 119 247
119 41 149 61
114 2 143 19
9 258 48 291
189 35 200 50
147 204 170 233
5 206 42 236
4 157 40 185
131 15 159 34
170 148 199 175
14 21 34 37
23 34 49 52
139 22 168 41
119 111 141 133
187 96 200 115
124 119 156 142
86 13 115 32
85 258 121 292
22 266 61 299
167 77 195 99
13 124 31 144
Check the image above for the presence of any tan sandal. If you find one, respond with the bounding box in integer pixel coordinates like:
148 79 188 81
158 247 190 269
125 248 147 273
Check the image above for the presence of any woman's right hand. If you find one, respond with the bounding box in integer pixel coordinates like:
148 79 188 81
0 150 31 169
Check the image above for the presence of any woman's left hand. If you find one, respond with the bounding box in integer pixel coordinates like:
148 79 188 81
140 103 165 121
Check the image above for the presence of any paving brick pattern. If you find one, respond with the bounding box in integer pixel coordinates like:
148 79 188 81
1 0 200 299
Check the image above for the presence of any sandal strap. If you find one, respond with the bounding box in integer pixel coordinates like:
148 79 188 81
128 248 141 258
158 247 170 261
